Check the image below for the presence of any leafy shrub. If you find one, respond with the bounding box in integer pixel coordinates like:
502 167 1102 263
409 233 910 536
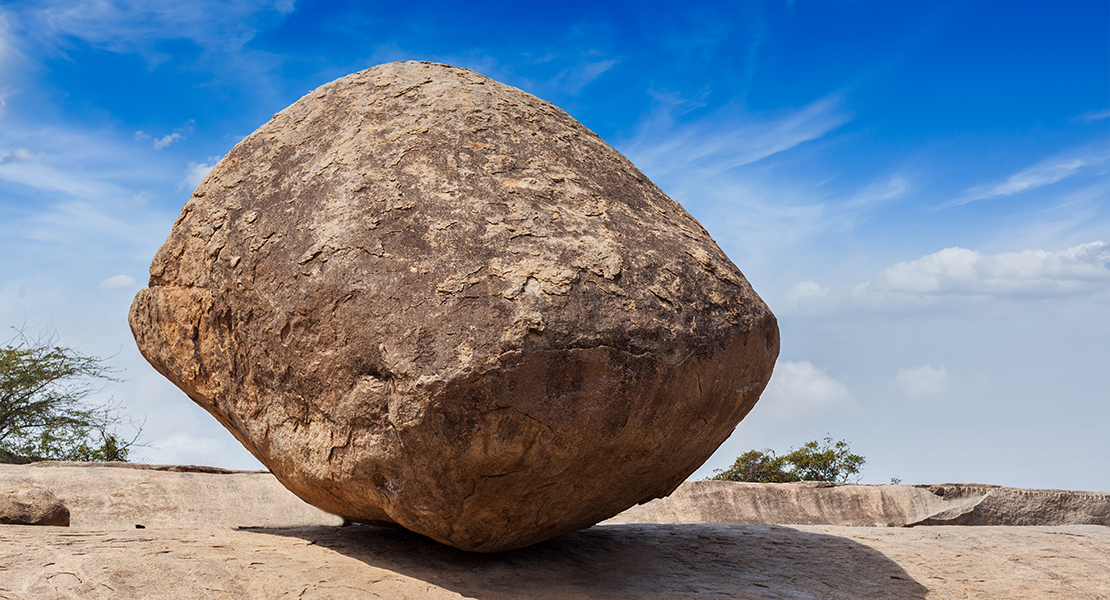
710 449 800 483
0 328 141 463
712 436 865 483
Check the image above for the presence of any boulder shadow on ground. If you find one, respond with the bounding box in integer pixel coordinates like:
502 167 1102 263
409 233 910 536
254 522 929 599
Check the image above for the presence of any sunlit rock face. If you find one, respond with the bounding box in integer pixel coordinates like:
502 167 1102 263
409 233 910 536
129 61 779 552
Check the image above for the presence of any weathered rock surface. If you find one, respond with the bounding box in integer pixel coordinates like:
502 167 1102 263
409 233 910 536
603 480 1110 527
3 465 1107 598
0 484 69 526
4 523 1108 599
910 482 1110 526
128 61 779 551
0 463 341 529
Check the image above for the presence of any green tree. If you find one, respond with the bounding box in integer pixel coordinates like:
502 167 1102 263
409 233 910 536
0 328 140 464
711 436 866 483
710 449 800 483
783 436 866 483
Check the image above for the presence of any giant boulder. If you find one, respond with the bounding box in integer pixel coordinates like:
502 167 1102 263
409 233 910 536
129 61 778 552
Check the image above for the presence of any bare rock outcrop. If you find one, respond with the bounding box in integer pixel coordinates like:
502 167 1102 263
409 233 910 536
0 463 341 530
128 61 779 552
604 480 1110 527
4 523 1108 599
0 485 69 526
908 483 1110 526
3 465 1106 599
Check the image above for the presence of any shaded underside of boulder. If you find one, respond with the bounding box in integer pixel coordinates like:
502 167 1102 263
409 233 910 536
129 61 779 551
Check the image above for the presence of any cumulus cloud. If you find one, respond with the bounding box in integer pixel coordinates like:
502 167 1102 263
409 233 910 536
0 148 36 165
758 360 855 419
894 365 949 398
784 281 828 304
152 133 183 149
945 146 1110 208
860 240 1110 298
135 121 193 149
781 240 1110 316
98 274 136 290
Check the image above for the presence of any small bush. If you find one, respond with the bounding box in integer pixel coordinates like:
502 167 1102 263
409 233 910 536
712 436 865 483
710 449 800 483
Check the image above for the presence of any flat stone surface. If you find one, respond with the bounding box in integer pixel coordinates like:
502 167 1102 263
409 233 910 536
2 523 1107 599
3 465 1107 598
0 463 341 530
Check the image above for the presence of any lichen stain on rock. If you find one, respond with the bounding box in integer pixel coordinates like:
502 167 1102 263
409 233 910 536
129 61 779 552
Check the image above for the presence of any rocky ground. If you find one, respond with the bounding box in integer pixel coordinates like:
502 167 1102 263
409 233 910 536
2 463 1108 599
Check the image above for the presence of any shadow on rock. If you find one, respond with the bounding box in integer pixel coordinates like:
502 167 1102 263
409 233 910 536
253 522 929 599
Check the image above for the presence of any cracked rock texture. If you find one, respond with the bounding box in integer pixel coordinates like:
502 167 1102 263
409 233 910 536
128 61 779 552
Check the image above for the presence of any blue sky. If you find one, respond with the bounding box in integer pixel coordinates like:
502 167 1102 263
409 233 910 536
1 1 1107 490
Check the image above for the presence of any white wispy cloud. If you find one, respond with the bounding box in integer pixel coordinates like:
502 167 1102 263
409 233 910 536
847 174 910 206
943 146 1110 208
16 0 295 56
0 11 25 73
465 50 622 100
1078 108 1110 122
622 93 854 179
553 57 620 95
0 122 192 275
0 147 130 201
3 121 183 185
606 93 857 265
894 365 949 398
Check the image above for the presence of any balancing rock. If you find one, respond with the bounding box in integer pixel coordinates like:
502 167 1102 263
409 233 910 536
129 61 779 552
